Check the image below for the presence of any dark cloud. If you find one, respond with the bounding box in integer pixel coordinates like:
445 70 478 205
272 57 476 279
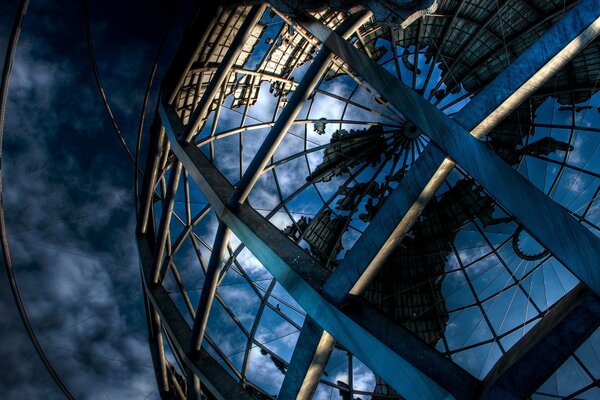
0 1 186 398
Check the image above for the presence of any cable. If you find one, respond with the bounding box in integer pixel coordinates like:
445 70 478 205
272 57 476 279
0 1 76 398
82 0 138 167
134 1 181 216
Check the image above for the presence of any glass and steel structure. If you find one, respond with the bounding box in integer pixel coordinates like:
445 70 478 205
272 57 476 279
136 1 600 399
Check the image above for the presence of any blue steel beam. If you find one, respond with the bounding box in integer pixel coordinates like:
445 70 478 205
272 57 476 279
282 3 600 395
160 101 474 399
296 0 600 296
481 284 600 399
279 318 336 399
279 146 454 399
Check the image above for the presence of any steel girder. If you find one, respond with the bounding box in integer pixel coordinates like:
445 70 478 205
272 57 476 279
282 1 600 397
138 1 600 399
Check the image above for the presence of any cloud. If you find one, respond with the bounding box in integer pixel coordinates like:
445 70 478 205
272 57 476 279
0 1 174 398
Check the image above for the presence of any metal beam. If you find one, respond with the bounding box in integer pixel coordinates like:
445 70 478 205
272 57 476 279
151 160 182 284
183 5 267 143
278 318 335 400
186 10 372 358
279 146 454 399
296 0 600 296
160 103 476 399
143 290 172 398
481 284 600 399
189 222 231 354
281 3 600 394
137 113 166 235
229 11 372 205
138 232 254 400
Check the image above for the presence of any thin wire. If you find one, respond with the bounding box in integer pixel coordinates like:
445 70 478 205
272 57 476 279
211 327 299 364
82 0 140 170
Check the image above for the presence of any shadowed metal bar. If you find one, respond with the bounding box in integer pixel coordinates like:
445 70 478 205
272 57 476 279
481 284 600 399
138 232 254 400
137 114 166 235
187 370 201 400
189 222 231 354
186 11 372 358
183 5 267 143
151 160 182 284
297 0 600 295
229 11 372 205
160 103 477 399
279 317 336 399
144 292 171 398
281 3 600 394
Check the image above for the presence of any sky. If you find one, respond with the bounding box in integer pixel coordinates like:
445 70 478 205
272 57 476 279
0 1 189 398
1 1 599 399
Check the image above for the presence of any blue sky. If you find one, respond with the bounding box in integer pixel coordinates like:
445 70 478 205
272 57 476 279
0 1 188 398
1 2 599 399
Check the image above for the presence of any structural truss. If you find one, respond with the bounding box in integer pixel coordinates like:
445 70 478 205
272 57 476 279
136 1 600 399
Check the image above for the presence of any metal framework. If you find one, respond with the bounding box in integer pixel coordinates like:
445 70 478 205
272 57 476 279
136 1 600 399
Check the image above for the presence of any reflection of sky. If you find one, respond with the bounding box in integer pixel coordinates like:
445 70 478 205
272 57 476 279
160 8 600 397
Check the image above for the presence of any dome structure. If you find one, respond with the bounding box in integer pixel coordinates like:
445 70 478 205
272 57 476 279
135 1 600 399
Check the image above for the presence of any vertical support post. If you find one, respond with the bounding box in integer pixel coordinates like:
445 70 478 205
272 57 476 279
152 160 183 284
189 222 231 354
137 114 166 235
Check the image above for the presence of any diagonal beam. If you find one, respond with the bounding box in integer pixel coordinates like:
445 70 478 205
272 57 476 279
282 3 600 395
187 11 372 356
160 104 478 399
279 145 453 399
138 233 254 400
183 4 267 143
481 284 600 399
153 4 267 286
151 160 182 284
279 318 336 400
296 0 600 296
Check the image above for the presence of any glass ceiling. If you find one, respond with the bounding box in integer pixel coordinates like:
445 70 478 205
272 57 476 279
147 1 600 398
